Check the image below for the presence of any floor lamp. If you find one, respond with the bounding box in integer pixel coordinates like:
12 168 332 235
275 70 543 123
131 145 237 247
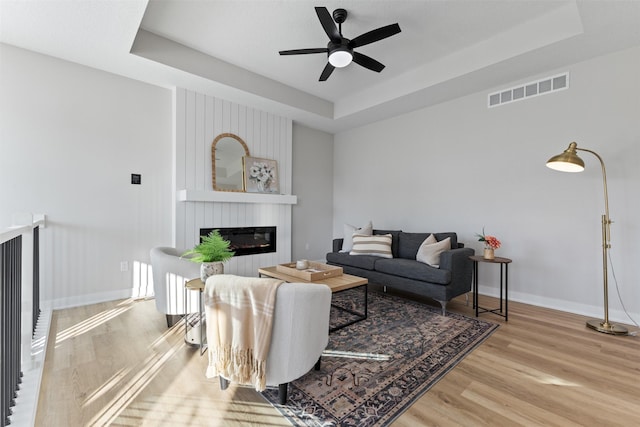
546 142 628 335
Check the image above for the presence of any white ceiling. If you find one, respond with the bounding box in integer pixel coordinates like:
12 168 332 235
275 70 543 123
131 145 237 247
2 0 640 133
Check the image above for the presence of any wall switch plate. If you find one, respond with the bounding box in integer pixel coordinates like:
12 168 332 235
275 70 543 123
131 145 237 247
120 261 129 272
131 174 141 185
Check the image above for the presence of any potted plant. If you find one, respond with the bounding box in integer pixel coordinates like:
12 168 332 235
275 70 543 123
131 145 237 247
183 229 235 282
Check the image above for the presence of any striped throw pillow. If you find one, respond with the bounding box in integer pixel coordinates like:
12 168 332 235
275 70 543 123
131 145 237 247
350 234 393 258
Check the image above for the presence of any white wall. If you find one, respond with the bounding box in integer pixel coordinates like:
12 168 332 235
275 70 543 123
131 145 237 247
291 123 334 262
0 44 333 308
3 40 637 324
333 46 640 324
0 44 173 308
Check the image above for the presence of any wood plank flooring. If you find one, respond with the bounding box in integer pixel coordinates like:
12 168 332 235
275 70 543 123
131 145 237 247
36 292 639 426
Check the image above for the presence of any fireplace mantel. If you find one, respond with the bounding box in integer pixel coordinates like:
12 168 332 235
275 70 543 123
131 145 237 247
177 189 297 205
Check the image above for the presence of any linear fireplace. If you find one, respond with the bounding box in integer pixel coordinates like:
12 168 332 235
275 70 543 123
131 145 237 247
200 227 276 257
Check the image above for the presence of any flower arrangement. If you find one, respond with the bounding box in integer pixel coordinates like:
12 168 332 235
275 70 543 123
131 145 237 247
476 227 501 250
249 161 276 192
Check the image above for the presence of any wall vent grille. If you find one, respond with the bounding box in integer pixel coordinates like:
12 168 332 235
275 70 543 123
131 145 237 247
488 72 569 108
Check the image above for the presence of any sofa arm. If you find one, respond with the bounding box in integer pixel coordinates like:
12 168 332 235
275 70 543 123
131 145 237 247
332 238 343 253
439 247 474 294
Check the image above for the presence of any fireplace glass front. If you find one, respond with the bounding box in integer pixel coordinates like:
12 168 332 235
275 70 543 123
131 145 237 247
199 227 276 257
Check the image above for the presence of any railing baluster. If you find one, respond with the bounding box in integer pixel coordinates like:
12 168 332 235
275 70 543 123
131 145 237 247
0 215 44 427
15 236 23 403
1 239 6 426
1 235 23 426
32 226 40 336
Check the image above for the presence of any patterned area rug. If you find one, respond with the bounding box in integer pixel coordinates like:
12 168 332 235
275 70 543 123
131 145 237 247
262 289 498 426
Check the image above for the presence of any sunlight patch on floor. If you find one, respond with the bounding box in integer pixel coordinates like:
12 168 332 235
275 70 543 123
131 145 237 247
534 374 581 387
55 299 135 345
112 391 287 426
82 367 132 408
86 324 185 425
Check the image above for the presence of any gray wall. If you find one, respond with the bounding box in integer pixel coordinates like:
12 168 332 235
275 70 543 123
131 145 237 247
292 123 334 262
333 45 640 323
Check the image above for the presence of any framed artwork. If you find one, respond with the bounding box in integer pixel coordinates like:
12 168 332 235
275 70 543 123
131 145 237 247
243 156 279 194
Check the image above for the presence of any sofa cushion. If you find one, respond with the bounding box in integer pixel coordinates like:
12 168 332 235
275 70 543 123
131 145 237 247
373 229 402 258
350 234 393 258
416 237 451 268
326 251 378 270
398 233 431 259
398 232 458 259
340 221 373 253
374 258 451 285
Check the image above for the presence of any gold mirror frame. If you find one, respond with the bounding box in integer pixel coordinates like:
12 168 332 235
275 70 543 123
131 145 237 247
211 133 250 192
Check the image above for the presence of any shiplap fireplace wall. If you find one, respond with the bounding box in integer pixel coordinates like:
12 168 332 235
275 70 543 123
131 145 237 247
173 88 296 277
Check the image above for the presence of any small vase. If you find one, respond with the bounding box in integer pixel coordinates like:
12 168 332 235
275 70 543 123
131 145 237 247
483 248 495 260
201 262 224 282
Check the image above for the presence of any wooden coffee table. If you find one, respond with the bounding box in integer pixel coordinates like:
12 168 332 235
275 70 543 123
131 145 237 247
258 265 368 332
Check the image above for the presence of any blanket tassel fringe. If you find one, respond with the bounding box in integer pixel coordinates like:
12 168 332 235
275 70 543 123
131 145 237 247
207 345 267 392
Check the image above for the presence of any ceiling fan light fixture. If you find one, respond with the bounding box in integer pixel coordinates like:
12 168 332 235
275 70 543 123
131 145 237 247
278 7 401 81
328 48 352 68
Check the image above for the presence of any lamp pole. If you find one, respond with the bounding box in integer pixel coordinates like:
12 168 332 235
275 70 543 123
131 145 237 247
575 148 623 334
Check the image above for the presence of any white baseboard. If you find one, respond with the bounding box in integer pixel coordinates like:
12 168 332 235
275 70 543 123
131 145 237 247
477 284 639 327
42 287 155 311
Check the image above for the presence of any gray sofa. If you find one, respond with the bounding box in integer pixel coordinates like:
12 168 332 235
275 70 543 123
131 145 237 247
326 230 474 315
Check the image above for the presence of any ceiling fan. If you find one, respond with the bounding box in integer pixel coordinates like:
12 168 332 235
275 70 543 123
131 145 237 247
279 7 401 81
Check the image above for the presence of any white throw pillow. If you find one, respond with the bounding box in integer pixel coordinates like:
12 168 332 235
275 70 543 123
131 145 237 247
340 220 373 253
350 234 393 258
416 236 451 267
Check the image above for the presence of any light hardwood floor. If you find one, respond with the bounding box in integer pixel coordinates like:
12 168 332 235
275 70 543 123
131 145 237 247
36 291 639 426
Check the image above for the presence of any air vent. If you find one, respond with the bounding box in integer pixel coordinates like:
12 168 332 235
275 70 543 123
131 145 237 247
488 72 569 108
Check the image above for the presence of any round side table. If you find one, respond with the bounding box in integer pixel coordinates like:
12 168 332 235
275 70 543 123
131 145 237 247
469 255 512 321
185 278 207 354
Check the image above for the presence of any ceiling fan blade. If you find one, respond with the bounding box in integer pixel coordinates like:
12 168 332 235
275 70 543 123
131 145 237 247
353 52 385 73
279 48 327 55
315 7 341 41
350 23 401 48
319 63 335 81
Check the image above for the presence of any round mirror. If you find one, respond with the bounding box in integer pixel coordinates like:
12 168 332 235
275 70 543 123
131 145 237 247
212 133 250 192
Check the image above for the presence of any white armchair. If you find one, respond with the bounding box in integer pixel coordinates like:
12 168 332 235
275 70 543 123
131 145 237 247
209 278 332 404
150 247 201 327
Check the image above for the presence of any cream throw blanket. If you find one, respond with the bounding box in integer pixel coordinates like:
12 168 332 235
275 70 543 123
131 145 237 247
204 274 283 391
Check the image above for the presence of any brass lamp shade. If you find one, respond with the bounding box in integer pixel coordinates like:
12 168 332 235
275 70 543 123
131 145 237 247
546 142 585 172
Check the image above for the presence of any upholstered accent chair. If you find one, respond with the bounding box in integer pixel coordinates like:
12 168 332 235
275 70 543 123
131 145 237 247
150 247 201 327
207 277 332 404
